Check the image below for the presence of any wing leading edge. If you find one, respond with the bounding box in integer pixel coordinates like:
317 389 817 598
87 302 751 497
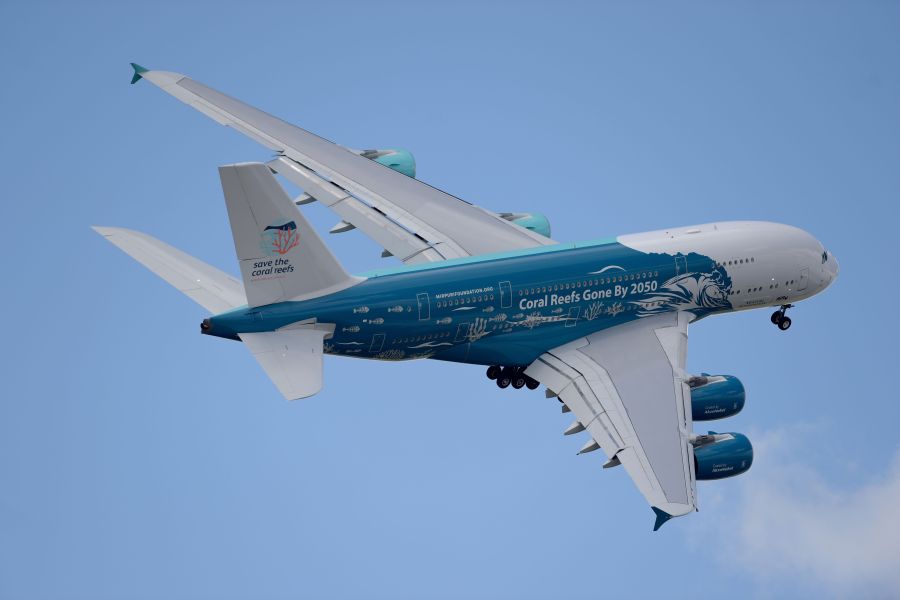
525 312 697 529
130 64 556 263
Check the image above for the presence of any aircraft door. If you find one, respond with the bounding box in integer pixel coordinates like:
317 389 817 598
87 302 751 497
454 323 470 342
675 255 688 276
798 268 809 291
370 334 385 353
417 292 431 320
499 281 512 308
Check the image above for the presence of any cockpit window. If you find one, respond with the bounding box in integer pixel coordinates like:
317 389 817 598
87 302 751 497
822 250 828 264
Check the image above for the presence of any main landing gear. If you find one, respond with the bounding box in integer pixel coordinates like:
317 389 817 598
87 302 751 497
771 304 793 331
486 365 539 390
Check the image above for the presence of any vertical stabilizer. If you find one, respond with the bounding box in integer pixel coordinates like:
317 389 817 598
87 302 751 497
219 163 361 307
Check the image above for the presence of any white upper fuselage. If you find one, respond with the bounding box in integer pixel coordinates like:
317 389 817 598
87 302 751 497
620 221 839 312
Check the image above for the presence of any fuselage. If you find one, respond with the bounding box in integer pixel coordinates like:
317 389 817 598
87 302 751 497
205 221 838 367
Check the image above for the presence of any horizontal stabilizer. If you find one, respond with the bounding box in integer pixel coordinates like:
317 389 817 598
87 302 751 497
239 328 331 400
92 226 245 313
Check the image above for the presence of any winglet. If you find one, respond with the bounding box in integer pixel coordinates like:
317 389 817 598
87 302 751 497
652 507 673 531
130 62 148 84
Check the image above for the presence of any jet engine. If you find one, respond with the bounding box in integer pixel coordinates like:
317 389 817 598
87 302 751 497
498 212 552 238
359 148 416 178
692 432 753 480
688 374 745 421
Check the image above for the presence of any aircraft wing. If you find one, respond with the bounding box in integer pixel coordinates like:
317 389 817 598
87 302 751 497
525 312 697 529
131 64 556 264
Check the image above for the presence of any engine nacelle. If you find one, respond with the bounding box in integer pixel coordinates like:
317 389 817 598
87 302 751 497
499 212 552 238
693 432 753 480
689 374 745 421
359 148 416 178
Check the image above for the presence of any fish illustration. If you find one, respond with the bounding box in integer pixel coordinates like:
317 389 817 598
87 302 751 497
342 326 360 333
388 305 404 313
337 341 366 346
436 317 452 325
482 306 495 313
490 313 508 322
550 307 564 314
452 306 477 311
352 306 370 314
363 317 384 325
511 313 525 319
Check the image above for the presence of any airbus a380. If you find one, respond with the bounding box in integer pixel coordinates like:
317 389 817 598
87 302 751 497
95 64 838 530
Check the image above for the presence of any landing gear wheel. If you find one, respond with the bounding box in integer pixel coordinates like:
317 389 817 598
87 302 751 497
772 304 794 330
486 365 501 380
496 375 511 389
512 374 526 389
525 376 540 390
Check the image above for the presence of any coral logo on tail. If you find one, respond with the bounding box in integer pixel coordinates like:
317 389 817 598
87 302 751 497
261 221 299 255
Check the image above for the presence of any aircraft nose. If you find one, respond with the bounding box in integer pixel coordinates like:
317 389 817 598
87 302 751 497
823 248 838 286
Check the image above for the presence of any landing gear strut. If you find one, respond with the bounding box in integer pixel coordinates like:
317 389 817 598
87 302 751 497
487 365 540 390
771 304 793 331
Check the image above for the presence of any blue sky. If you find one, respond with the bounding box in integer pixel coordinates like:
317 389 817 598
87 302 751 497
1 1 898 598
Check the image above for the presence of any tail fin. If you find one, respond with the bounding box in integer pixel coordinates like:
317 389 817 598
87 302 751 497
218 163 361 307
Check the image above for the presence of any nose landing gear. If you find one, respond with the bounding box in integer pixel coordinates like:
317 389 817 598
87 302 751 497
771 304 793 331
486 365 540 390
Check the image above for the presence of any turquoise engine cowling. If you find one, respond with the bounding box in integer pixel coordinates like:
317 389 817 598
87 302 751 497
362 148 416 178
693 432 753 480
689 375 745 421
503 213 552 238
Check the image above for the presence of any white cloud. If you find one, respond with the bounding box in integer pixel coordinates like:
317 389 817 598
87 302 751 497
698 425 900 596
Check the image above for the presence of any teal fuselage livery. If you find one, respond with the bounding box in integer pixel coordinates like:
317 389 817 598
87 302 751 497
98 64 840 529
204 240 730 368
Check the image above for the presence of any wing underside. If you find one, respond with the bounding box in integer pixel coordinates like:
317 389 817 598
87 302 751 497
526 312 697 527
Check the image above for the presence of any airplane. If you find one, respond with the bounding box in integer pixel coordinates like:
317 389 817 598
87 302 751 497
94 63 839 530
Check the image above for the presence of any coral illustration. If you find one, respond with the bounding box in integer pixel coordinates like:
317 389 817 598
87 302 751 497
605 302 624 317
270 228 299 255
583 301 605 321
465 318 490 342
